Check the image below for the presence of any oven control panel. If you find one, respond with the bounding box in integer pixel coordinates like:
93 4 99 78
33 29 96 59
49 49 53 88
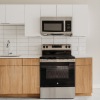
42 44 71 50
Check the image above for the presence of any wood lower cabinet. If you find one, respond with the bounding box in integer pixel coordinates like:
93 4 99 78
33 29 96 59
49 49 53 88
75 58 92 96
0 65 22 94
23 65 40 94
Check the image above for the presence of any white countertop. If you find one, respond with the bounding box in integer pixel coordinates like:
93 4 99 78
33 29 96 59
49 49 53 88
0 55 40 58
0 55 92 58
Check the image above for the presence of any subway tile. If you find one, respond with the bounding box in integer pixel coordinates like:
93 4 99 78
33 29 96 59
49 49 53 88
54 39 66 44
0 26 3 30
78 47 86 51
29 37 41 43
4 30 16 34
54 36 67 39
4 38 16 43
16 26 25 30
17 30 25 34
17 43 28 47
0 51 3 55
0 30 3 34
17 38 28 43
79 43 86 46
3 26 16 30
0 43 3 46
42 38 53 44
0 47 3 51
17 46 28 51
79 38 86 43
29 46 41 51
17 50 28 55
42 36 53 39
29 43 41 46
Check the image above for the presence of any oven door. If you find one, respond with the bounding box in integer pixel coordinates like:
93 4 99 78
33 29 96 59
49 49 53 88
40 61 75 87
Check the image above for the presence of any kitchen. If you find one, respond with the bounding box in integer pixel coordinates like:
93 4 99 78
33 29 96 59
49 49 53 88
0 0 99 100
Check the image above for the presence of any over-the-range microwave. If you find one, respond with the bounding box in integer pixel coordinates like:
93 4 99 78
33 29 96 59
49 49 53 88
40 17 72 36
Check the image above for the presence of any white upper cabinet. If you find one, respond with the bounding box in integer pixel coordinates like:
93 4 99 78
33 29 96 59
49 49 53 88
6 5 24 24
41 5 56 17
73 5 88 36
57 4 72 17
25 5 41 36
0 5 6 23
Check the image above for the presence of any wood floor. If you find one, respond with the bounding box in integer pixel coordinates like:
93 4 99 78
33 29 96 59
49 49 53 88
0 89 99 100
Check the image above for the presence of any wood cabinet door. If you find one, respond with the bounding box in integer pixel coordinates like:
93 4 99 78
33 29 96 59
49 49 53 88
0 66 22 94
57 4 72 17
25 5 41 36
23 66 40 94
0 5 6 23
75 65 92 93
41 5 56 17
6 5 24 24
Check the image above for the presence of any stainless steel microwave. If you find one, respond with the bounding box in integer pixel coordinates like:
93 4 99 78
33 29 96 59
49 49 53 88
40 17 72 36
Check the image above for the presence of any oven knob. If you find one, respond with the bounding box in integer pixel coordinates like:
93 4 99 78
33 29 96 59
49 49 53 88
46 46 48 48
68 45 70 48
43 46 45 48
66 46 67 48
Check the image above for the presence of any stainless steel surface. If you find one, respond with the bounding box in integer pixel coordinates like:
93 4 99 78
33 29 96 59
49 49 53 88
42 44 71 50
40 17 72 36
40 59 75 62
40 87 75 99
0 55 20 57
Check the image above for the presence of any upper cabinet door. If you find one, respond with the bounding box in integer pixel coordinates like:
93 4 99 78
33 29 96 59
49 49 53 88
6 5 24 24
57 4 72 17
0 5 6 23
73 5 88 36
41 5 56 17
25 5 41 36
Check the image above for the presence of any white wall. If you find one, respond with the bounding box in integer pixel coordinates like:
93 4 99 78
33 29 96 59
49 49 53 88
87 0 100 88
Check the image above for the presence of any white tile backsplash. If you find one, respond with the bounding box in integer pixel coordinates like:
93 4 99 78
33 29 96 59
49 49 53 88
0 25 87 56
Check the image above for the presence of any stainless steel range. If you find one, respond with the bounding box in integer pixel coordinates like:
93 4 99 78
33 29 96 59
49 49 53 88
40 44 75 99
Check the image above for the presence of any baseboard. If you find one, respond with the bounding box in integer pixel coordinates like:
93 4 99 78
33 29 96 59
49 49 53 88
93 84 100 88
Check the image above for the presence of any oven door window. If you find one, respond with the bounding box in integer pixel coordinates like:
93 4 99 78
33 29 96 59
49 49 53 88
42 21 64 32
46 66 69 79
40 62 75 87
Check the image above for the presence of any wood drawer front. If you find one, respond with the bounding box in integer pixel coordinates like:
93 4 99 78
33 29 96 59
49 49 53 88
0 59 22 66
23 58 40 66
76 58 92 66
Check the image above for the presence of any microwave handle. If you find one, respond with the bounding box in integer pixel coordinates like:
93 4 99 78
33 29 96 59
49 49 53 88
64 21 65 32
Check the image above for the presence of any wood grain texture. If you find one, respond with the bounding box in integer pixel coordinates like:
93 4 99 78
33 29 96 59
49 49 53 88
23 58 40 66
76 58 92 66
0 66 22 94
0 59 22 66
23 65 40 94
0 94 40 98
76 93 92 96
75 58 92 94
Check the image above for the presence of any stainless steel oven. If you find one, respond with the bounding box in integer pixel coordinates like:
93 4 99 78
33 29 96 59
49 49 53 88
40 44 75 99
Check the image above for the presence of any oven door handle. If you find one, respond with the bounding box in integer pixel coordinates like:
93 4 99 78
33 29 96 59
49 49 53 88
40 59 75 62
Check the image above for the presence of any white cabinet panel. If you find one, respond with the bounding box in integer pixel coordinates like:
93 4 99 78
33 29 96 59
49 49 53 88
6 5 24 24
41 5 56 17
57 4 72 17
0 5 6 23
25 5 41 36
73 5 88 36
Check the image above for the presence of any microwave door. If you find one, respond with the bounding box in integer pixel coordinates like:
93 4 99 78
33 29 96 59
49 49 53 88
42 21 64 32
